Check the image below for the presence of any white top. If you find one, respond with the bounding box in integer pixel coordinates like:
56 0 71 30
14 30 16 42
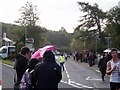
110 59 120 82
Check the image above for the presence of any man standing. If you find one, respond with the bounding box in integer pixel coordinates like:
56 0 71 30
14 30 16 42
106 48 120 90
14 47 31 89
32 50 62 89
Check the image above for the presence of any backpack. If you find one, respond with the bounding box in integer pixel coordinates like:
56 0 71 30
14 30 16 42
19 69 34 90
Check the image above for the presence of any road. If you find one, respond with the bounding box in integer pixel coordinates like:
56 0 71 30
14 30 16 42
0 62 14 88
0 58 110 89
61 58 110 89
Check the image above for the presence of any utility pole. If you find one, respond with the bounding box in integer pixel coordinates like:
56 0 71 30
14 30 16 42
105 36 111 48
25 26 27 46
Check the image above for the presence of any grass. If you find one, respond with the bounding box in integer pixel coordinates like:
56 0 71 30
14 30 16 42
0 59 13 66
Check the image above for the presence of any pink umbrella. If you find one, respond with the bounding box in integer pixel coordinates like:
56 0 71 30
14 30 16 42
31 45 54 59
83 50 90 53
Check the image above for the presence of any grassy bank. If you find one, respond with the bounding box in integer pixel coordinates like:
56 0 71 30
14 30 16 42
0 59 13 66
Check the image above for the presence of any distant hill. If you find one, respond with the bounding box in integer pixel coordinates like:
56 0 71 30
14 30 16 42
1 22 73 52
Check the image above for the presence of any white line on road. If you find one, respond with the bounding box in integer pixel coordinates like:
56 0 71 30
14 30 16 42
64 65 70 79
64 65 67 71
63 64 93 88
60 80 68 84
86 77 102 81
67 74 70 79
96 70 100 73
68 79 71 84
94 83 97 88
68 83 82 88
70 80 93 88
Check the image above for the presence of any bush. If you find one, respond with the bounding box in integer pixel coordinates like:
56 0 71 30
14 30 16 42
7 53 16 60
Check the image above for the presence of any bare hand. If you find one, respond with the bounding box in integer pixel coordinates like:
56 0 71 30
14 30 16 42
111 66 117 71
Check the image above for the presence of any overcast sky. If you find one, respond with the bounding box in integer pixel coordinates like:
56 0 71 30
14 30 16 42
0 0 120 33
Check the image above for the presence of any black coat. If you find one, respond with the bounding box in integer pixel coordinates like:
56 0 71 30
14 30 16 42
98 57 107 75
32 60 62 89
14 54 29 84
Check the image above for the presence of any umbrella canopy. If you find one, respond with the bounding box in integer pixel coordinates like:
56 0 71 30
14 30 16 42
31 45 54 59
103 48 111 53
103 48 120 53
3 37 13 42
83 50 90 53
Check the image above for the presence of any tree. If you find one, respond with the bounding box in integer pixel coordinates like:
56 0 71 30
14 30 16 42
105 6 120 49
15 2 46 49
77 2 106 48
16 1 39 26
46 30 72 52
26 25 46 49
71 27 96 51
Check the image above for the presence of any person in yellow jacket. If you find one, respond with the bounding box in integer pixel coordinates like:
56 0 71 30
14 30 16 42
60 54 65 71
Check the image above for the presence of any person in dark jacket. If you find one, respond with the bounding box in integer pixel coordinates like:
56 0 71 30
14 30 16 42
19 58 39 90
14 47 31 90
32 50 62 89
98 53 108 81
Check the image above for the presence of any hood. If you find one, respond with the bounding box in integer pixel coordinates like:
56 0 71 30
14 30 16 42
16 53 22 59
43 50 55 62
28 58 39 70
15 53 26 60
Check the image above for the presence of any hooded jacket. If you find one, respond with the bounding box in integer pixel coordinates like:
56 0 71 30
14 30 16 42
32 50 62 89
14 53 29 84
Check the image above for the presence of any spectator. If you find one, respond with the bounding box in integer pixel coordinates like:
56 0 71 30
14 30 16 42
92 53 97 65
87 52 93 67
97 53 101 63
32 50 62 89
98 53 108 81
75 52 80 61
19 58 39 90
14 47 31 90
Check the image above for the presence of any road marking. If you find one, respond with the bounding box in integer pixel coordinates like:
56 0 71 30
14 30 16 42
68 79 71 84
70 80 93 88
96 70 100 73
64 65 70 79
86 77 102 81
94 83 97 88
68 83 82 88
63 64 93 88
66 71 68 74
67 79 82 88
64 65 67 71
67 74 70 78
60 80 68 84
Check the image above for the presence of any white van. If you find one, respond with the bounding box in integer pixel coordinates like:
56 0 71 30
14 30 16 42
0 46 15 59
